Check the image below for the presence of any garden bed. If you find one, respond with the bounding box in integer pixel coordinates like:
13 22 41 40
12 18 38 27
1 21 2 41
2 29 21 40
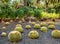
0 21 60 44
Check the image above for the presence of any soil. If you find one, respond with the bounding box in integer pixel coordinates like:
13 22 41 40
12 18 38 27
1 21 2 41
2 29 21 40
0 21 60 44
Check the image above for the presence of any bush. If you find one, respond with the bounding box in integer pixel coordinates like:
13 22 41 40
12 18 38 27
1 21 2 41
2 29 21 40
16 9 24 19
34 9 42 19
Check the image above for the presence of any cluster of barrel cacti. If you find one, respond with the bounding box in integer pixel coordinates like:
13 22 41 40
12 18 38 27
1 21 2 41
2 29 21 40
0 21 60 44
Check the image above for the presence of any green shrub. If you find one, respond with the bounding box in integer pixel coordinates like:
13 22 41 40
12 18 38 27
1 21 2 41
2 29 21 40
34 9 42 19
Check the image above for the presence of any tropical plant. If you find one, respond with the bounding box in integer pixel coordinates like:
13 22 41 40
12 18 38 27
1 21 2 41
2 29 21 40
54 3 60 14
34 9 42 22
51 13 57 21
15 7 24 22
0 3 8 21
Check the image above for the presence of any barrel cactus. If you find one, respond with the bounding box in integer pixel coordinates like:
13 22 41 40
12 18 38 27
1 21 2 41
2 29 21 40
28 30 39 39
40 22 46 27
48 22 54 25
40 27 47 33
16 24 22 27
31 22 36 25
5 22 10 26
1 32 7 37
51 30 60 38
48 25 55 29
8 31 22 43
2 27 6 30
34 24 40 29
14 27 24 33
25 25 31 29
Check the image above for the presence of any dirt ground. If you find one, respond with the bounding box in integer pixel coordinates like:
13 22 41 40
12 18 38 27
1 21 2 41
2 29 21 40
0 21 60 44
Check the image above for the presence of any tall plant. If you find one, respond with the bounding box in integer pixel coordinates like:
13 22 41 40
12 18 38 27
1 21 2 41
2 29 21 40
34 9 42 22
27 8 34 23
16 8 24 22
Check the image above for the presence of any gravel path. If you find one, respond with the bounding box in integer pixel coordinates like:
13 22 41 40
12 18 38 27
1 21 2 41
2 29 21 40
0 21 60 44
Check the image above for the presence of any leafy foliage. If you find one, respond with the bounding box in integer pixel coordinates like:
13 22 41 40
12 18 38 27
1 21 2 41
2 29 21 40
54 3 60 14
16 8 24 19
34 9 42 19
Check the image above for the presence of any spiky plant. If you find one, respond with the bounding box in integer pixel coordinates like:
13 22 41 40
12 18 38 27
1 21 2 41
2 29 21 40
51 30 60 38
8 31 22 44
28 30 39 39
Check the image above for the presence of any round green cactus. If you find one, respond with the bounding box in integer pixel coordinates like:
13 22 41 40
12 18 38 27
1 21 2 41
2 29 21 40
28 30 39 39
1 32 7 37
31 22 36 25
34 24 40 29
51 30 60 38
2 27 6 30
14 27 24 33
8 31 22 42
40 27 47 33
16 24 22 27
40 22 46 27
5 22 10 26
48 25 55 29
48 22 54 25
25 25 31 29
